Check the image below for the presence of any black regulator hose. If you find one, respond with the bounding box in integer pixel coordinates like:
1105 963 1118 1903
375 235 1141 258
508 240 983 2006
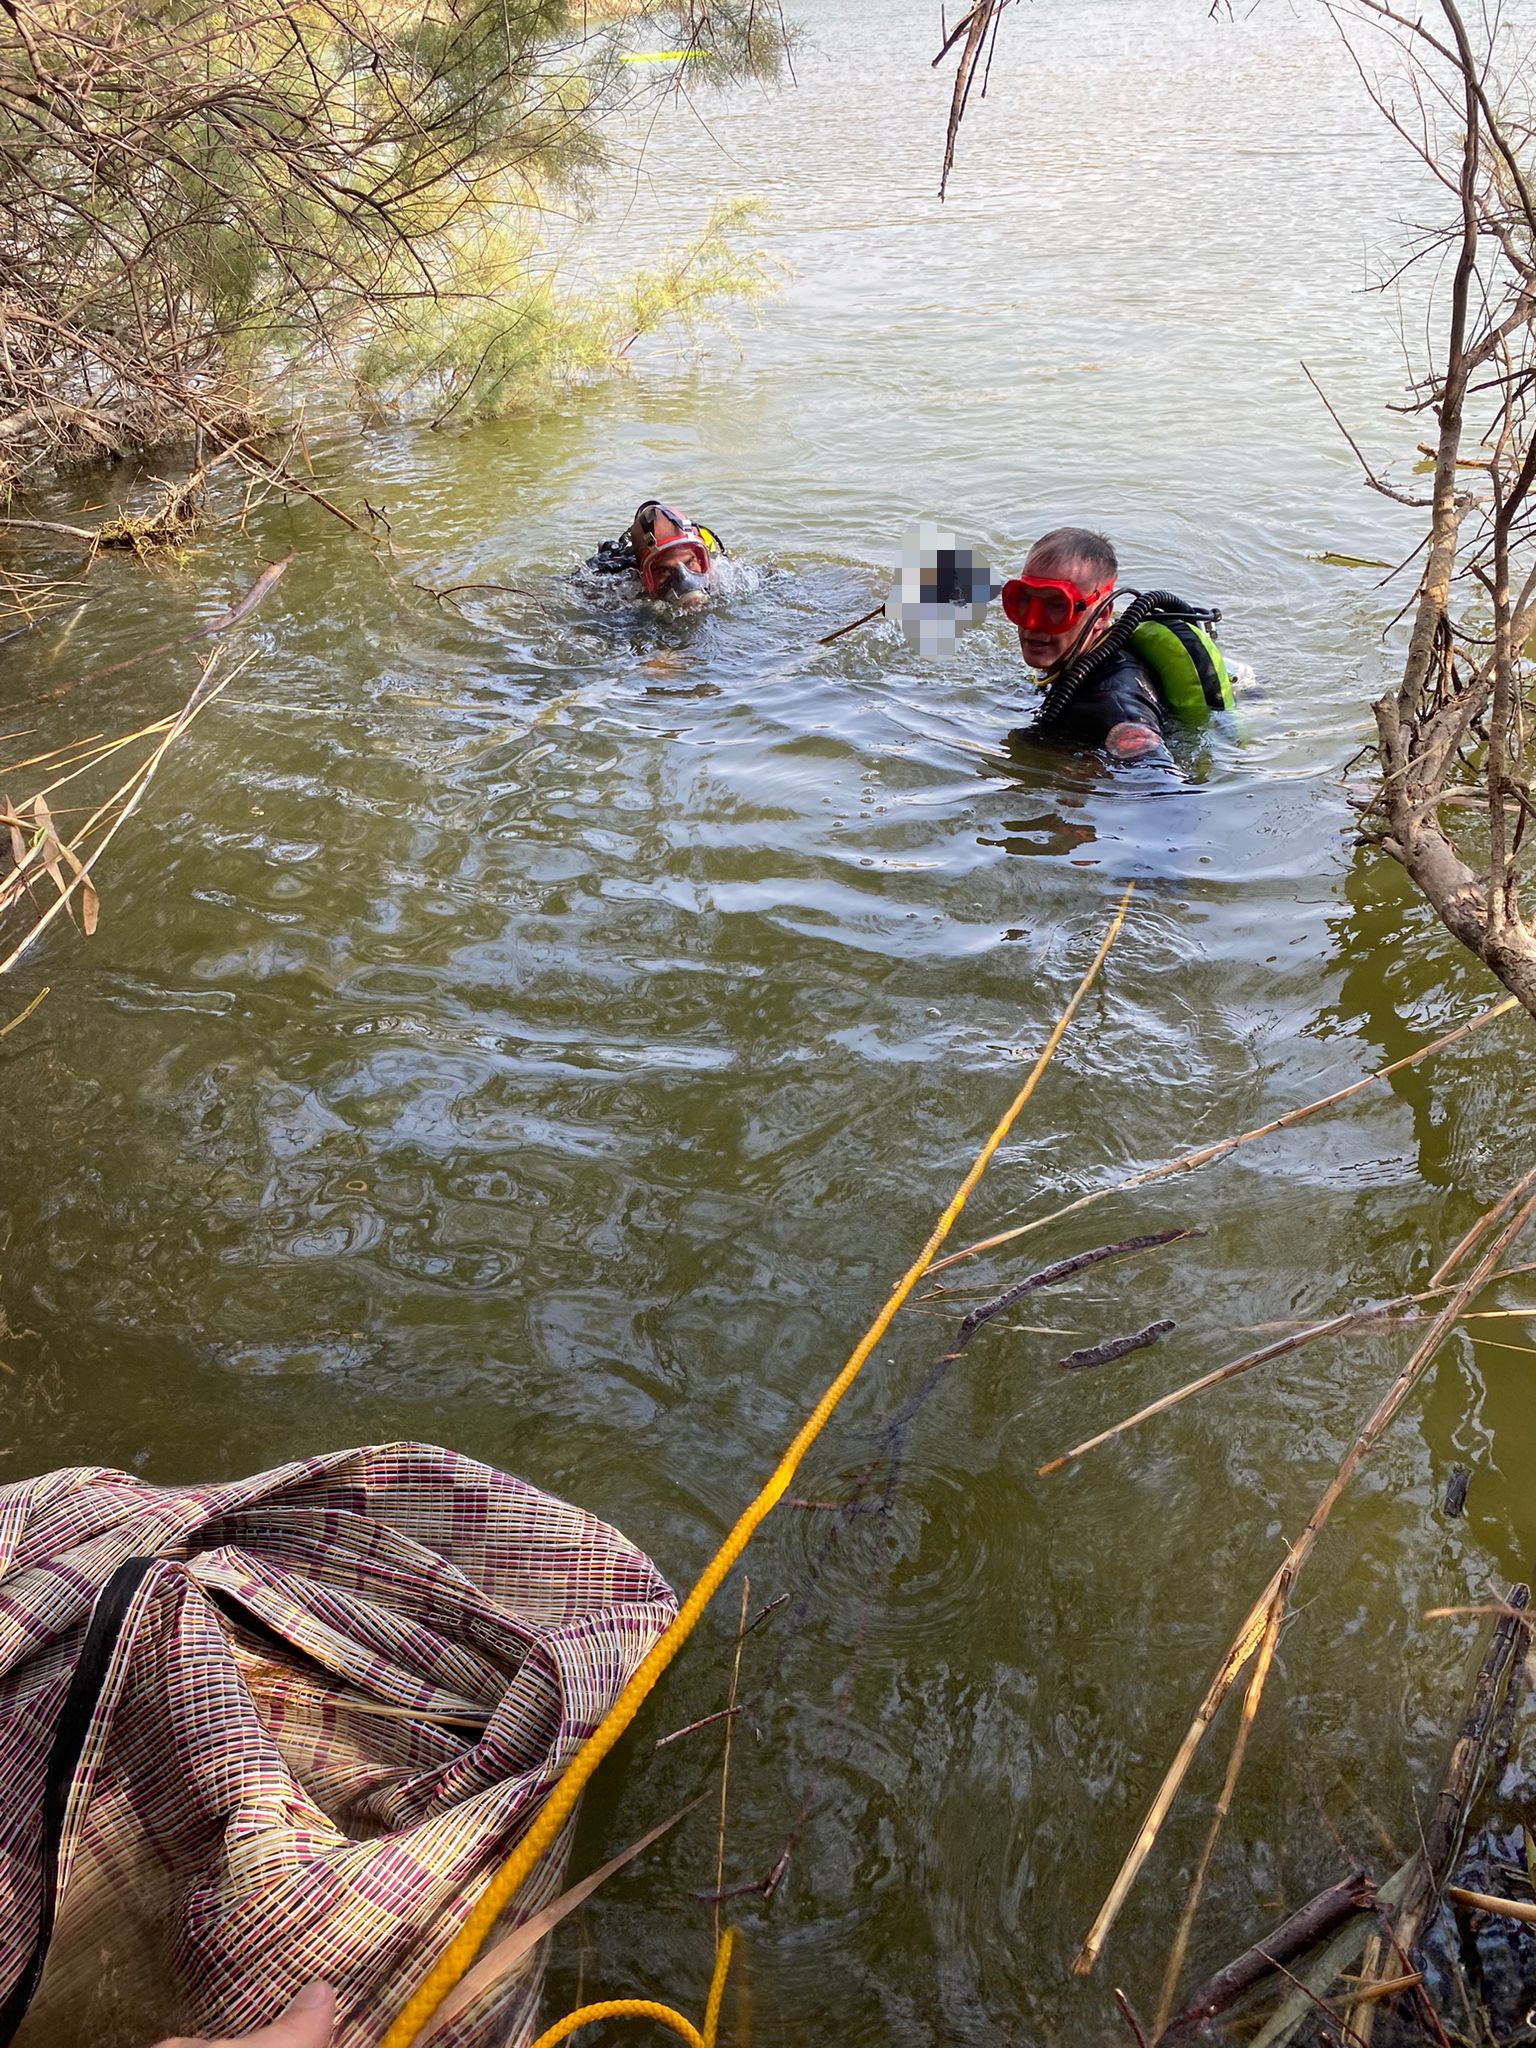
1030 588 1220 736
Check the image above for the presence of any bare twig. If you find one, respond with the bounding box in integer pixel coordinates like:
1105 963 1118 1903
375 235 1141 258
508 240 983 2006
1075 1178 1536 1977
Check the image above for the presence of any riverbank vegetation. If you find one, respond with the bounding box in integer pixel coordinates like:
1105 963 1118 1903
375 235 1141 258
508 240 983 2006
0 0 785 511
1336 2 1536 1026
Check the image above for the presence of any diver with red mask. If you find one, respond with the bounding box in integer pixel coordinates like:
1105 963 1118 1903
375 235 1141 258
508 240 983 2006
1001 527 1171 764
583 500 725 610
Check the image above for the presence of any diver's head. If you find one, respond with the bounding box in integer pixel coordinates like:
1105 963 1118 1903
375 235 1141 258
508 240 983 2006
631 500 713 610
1001 526 1117 673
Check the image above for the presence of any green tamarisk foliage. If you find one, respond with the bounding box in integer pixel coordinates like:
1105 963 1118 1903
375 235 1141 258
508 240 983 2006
356 200 778 422
0 0 788 486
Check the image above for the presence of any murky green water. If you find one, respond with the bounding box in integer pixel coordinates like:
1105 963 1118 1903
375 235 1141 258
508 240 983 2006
5 3 1535 2041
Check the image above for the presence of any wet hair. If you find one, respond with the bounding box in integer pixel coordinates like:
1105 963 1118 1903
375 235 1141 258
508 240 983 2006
1026 526 1117 585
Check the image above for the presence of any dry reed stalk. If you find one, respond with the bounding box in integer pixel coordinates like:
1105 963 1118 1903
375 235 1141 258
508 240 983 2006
0 564 90 634
0 731 113 777
1445 1886 1536 1923
0 552 287 967
29 721 182 800
1431 1165 1536 1282
716 1575 750 1948
1040 1240 1536 1478
1425 1601 1536 1625
1240 1267 1536 1334
928 999 1519 1278
0 649 239 973
0 986 48 1040
1153 1594 1286 2034
1348 1972 1425 2004
1073 1179 1536 1978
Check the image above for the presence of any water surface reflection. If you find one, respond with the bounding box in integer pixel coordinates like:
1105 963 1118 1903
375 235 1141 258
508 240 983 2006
3 3 1533 2044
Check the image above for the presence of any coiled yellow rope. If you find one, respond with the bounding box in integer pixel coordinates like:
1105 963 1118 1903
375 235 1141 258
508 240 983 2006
522 1929 737 2048
388 883 1136 2048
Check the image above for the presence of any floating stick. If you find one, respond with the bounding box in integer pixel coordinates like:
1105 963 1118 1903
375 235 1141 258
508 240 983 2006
0 986 48 1041
818 601 885 646
1154 1596 1286 2034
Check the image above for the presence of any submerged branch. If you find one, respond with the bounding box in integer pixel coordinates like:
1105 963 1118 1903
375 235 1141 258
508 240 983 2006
1073 1174 1536 1979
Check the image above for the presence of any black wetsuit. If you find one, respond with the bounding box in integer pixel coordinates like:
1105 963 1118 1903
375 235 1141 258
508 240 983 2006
1014 647 1169 753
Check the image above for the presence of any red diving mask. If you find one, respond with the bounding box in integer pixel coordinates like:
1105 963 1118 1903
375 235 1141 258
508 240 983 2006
634 502 712 596
999 572 1115 635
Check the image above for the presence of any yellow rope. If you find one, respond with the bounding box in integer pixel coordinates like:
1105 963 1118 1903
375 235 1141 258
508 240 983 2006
518 1923 735 2048
525 2000 704 2048
387 884 1136 2048
700 1926 735 2048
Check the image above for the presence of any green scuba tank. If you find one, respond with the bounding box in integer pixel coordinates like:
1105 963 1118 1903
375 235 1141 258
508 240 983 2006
1034 588 1238 736
1127 612 1235 723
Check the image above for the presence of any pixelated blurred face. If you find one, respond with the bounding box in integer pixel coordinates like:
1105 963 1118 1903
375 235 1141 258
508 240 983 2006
1015 551 1112 673
886 522 998 656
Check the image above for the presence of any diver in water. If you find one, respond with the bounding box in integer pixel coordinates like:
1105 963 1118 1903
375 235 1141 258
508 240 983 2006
583 500 726 610
1003 527 1234 763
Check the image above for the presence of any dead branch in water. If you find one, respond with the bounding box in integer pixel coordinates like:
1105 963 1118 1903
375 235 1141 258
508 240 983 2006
1074 1175 1536 1981
1319 2 1536 1018
1154 1870 1379 2047
1057 1320 1174 1372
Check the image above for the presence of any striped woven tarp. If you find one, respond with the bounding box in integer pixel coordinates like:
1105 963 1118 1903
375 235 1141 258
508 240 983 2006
0 1443 676 2048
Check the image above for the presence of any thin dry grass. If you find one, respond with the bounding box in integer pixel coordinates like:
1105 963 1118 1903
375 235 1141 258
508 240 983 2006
0 648 241 968
0 561 91 633
0 549 289 968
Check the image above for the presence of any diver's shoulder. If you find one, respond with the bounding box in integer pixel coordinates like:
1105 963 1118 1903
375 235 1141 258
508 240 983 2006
585 534 635 575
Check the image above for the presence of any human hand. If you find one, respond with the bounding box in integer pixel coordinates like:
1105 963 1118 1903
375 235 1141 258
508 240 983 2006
153 1981 337 2048
1104 721 1167 764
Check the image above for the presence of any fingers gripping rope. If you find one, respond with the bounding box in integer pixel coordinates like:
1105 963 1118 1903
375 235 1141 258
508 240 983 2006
386 887 1137 2048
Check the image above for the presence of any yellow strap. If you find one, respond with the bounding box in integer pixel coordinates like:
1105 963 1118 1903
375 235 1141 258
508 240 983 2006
385 884 1136 2048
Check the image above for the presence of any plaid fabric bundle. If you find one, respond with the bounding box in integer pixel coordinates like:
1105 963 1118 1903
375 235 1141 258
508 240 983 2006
0 1443 676 2048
